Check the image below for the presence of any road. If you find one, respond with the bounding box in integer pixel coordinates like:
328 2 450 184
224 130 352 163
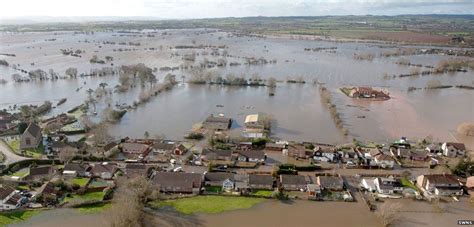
0 139 28 165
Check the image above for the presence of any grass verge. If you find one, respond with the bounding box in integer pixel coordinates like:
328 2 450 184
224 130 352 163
0 210 41 226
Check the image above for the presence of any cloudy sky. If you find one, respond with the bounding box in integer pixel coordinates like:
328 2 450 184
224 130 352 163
1 0 473 18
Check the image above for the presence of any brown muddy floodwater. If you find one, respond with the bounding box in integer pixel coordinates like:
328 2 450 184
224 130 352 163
1 29 473 145
11 199 474 227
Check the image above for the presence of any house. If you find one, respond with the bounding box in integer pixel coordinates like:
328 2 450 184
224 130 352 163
361 178 377 192
441 142 466 157
0 185 23 210
234 174 250 192
426 143 442 154
99 141 118 155
374 154 395 169
63 163 90 177
0 111 15 132
26 166 56 181
307 183 322 200
287 144 307 159
152 142 176 154
244 114 266 130
410 149 429 161
317 176 344 191
236 150 266 163
50 141 85 154
265 142 286 152
35 181 57 204
202 114 232 131
123 164 153 178
152 172 202 194
121 142 150 161
391 147 411 159
249 174 274 190
90 163 119 179
374 177 403 194
280 175 307 191
204 172 235 192
20 122 42 150
201 149 233 161
416 174 463 196
349 87 389 99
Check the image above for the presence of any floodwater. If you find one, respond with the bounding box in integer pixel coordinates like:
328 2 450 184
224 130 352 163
1 29 473 144
10 199 474 227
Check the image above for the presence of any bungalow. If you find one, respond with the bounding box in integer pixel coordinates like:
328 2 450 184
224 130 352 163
90 163 119 179
349 87 389 99
152 142 176 154
416 174 463 196
202 114 232 131
249 174 274 190
50 141 86 154
287 144 307 159
441 142 466 158
201 149 233 161
63 163 90 177
236 150 266 163
317 176 344 191
152 172 203 194
123 164 153 178
26 166 56 181
20 122 42 150
244 114 266 131
204 172 236 192
280 175 307 191
35 181 57 204
265 142 286 152
374 154 395 169
410 149 429 161
0 185 23 210
374 177 403 194
234 174 250 193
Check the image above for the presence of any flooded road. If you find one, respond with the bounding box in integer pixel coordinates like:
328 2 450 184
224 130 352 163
1 29 473 144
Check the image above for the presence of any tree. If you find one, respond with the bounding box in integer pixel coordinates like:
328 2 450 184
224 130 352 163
99 82 108 90
377 202 402 227
105 176 158 227
58 146 76 164
65 67 78 78
90 123 113 146
144 131 150 139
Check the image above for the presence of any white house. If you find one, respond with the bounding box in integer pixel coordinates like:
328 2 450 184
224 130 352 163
361 178 377 192
0 186 23 210
416 174 463 196
441 142 466 158
374 154 395 169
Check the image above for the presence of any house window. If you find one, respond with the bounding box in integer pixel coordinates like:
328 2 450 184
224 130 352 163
25 138 31 145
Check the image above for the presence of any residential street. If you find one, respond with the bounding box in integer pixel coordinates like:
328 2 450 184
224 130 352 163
0 139 28 165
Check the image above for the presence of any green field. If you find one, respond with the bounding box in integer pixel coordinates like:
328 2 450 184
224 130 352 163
64 191 105 203
0 210 41 226
149 196 266 215
70 178 90 187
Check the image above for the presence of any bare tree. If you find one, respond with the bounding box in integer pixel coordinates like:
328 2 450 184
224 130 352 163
65 68 78 78
377 202 402 227
58 146 76 164
90 123 113 146
105 176 159 227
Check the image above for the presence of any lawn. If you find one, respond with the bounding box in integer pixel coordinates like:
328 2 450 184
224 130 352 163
205 186 222 193
6 139 20 152
7 139 44 158
70 178 90 187
250 190 274 197
76 203 111 214
11 169 29 178
64 191 105 203
0 210 41 226
400 178 420 192
149 196 266 215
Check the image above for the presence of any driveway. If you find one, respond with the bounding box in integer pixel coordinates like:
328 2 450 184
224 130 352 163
0 139 28 165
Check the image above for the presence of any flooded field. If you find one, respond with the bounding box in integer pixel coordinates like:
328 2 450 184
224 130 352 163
10 199 474 227
1 29 473 144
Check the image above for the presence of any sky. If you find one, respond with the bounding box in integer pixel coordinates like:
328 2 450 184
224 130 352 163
1 0 473 19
